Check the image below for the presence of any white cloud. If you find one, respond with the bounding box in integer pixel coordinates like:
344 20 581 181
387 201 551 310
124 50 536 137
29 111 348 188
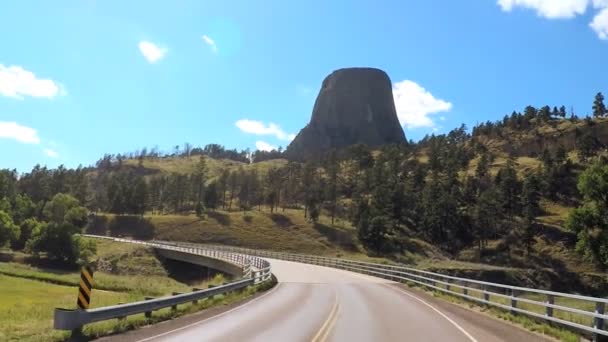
235 119 295 141
497 0 608 39
591 7 608 39
0 121 40 144
594 0 608 7
202 35 218 53
392 80 452 129
138 41 167 63
255 141 277 152
44 148 59 158
497 0 589 18
0 64 63 99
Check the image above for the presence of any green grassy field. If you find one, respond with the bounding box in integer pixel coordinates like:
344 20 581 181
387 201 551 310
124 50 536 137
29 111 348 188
0 274 132 342
0 262 213 297
0 237 247 341
0 272 270 342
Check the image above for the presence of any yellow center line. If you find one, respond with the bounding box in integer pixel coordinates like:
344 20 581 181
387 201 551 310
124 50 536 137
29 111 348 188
311 293 340 342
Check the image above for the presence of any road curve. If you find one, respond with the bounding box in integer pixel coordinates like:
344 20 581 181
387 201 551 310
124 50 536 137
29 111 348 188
101 258 553 342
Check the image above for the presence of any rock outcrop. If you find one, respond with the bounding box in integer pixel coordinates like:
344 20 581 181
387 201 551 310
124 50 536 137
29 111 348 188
285 67 406 159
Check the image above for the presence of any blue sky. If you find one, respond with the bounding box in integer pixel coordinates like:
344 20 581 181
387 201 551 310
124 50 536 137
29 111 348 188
1 0 607 172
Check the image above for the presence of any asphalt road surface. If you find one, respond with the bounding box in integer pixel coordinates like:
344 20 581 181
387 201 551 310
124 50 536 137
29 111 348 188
101 258 553 342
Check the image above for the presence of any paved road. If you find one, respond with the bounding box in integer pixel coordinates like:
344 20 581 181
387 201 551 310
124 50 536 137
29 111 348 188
102 258 553 342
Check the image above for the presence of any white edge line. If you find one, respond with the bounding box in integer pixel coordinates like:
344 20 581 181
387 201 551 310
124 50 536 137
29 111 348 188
136 282 283 342
384 284 479 342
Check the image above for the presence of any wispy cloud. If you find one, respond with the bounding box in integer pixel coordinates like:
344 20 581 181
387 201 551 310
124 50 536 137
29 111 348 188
497 0 588 18
255 141 277 152
0 121 40 144
138 41 167 63
202 35 218 53
0 64 64 99
392 80 452 129
44 148 59 158
497 0 608 39
591 7 608 39
235 119 295 141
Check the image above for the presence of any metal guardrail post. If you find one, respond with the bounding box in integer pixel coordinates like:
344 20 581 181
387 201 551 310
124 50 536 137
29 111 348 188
483 285 490 302
171 293 181 311
192 288 202 305
462 281 468 296
595 302 605 332
117 303 126 321
546 295 554 318
144 297 154 318
510 290 520 315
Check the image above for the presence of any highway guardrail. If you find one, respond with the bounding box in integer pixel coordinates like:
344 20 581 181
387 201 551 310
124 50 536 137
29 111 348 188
54 236 272 332
159 240 608 340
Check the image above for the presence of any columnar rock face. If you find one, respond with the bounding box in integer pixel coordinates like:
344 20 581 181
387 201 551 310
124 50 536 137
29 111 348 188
286 67 406 159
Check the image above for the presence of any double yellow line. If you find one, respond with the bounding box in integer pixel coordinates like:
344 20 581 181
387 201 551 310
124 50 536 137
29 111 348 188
311 294 340 342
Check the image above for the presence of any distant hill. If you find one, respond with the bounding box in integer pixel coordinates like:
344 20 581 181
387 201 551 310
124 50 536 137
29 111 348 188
473 117 608 158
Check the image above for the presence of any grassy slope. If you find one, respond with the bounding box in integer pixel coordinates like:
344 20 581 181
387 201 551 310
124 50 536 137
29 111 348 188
123 156 288 180
0 238 229 341
0 275 131 342
112 123 601 287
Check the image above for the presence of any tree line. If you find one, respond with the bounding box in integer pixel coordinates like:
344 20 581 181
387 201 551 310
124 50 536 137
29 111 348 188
1 91 607 265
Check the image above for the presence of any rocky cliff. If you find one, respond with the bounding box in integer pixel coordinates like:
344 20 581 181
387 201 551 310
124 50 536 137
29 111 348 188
285 68 406 159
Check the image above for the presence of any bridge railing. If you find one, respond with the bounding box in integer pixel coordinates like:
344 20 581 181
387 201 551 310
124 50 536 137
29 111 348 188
160 241 608 339
54 236 272 332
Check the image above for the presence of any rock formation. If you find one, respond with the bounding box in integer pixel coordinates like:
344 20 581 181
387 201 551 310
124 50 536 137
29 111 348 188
285 67 405 159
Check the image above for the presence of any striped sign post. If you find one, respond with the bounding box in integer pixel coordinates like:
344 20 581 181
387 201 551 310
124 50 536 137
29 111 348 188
77 266 95 310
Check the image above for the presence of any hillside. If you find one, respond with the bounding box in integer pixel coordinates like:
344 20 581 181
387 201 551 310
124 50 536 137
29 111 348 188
121 156 288 179
5 104 608 296
474 117 608 157
83 114 608 294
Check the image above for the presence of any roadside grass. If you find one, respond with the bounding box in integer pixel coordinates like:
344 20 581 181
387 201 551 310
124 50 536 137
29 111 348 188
83 278 276 340
0 274 132 342
419 278 595 341
0 273 273 342
0 262 219 297
0 236 264 341
400 281 581 342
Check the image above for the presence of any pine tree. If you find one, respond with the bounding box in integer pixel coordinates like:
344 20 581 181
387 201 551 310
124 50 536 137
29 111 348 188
218 169 229 210
496 158 520 220
593 92 607 118
193 156 207 213
325 152 339 225
227 170 238 211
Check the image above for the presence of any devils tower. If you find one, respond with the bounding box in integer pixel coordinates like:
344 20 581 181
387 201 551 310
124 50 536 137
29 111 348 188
285 67 406 159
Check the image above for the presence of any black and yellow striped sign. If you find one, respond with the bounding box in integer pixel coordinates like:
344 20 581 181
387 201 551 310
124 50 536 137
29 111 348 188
77 266 95 310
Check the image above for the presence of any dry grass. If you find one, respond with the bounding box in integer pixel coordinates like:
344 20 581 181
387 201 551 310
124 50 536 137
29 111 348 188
148 208 363 256
537 199 572 227
123 156 288 181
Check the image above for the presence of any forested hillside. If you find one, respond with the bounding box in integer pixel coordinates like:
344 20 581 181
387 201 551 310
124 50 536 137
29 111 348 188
2 92 608 293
